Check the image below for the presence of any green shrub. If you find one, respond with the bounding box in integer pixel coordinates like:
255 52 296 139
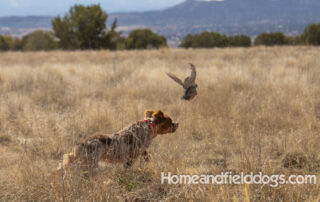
21 30 57 51
301 24 320 45
228 35 251 47
286 35 304 45
179 34 194 48
0 35 10 51
3 35 22 50
254 32 288 46
125 29 167 49
193 32 229 48
180 32 251 48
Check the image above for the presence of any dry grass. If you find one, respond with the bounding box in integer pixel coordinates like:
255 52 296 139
0 47 319 201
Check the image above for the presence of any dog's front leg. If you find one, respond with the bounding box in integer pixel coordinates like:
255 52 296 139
142 150 151 162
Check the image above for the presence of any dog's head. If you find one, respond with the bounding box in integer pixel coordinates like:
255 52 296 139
144 110 179 134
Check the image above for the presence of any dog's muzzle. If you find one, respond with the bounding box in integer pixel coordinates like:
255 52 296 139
172 123 179 132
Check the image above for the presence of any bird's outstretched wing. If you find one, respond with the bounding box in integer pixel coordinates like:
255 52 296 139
184 63 197 88
166 72 184 87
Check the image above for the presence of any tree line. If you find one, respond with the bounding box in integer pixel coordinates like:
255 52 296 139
1 4 320 51
180 25 320 48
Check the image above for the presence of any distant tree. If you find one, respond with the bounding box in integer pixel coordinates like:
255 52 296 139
0 35 10 51
286 35 303 45
196 32 229 48
228 35 251 47
125 29 167 49
101 18 121 50
254 32 288 46
180 32 229 48
2 35 22 50
52 4 118 50
115 36 127 50
301 24 320 45
179 34 194 48
21 30 57 51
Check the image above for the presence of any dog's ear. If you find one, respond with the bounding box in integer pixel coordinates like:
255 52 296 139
152 110 164 119
144 110 154 118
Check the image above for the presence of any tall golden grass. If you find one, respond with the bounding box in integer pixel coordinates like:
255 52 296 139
0 47 319 201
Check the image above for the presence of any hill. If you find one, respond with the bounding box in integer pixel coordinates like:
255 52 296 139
0 16 52 37
110 0 320 45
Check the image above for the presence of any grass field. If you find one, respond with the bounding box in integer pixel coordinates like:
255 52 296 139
0 47 319 201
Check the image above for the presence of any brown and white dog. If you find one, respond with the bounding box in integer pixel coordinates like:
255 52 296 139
59 110 179 170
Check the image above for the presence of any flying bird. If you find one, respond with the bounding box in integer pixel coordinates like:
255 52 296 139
166 63 198 101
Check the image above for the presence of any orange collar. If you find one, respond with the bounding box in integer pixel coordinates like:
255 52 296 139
144 119 157 138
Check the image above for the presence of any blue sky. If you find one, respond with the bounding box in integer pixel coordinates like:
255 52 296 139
0 0 185 17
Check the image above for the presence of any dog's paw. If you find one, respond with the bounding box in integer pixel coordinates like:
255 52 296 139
144 154 152 162
57 163 63 171
142 151 151 162
124 160 134 168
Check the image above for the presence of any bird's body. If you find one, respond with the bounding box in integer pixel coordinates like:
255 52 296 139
182 85 197 100
166 63 198 101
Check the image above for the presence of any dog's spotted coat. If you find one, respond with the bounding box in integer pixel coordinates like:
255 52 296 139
60 110 178 170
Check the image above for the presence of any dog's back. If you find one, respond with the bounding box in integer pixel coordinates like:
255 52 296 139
102 121 153 162
59 110 179 171
61 121 153 169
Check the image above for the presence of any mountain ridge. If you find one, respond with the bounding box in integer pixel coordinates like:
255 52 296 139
109 0 320 45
